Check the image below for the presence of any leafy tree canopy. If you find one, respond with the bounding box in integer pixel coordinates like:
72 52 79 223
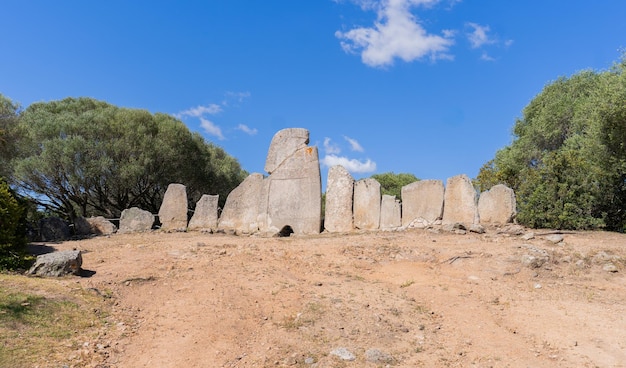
11 97 247 221
475 55 626 230
371 172 419 199
0 94 21 179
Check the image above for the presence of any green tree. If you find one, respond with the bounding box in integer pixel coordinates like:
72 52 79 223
0 180 28 270
0 94 21 179
371 172 419 199
12 97 247 222
476 55 626 230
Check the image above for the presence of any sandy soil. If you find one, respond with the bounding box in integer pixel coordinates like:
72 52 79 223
44 225 626 367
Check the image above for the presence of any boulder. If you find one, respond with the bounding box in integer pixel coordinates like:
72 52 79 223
86 216 117 235
188 194 219 232
118 207 154 233
324 165 354 232
218 173 265 234
27 250 82 277
401 179 444 226
478 184 516 224
380 194 401 230
354 178 381 230
442 174 479 225
38 217 71 241
158 183 188 231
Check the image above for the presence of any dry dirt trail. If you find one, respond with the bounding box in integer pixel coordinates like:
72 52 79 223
51 227 626 367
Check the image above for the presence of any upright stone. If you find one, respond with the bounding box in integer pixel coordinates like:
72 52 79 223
262 144 322 235
380 194 401 230
158 183 188 231
442 174 479 225
324 165 354 233
401 180 444 226
218 173 264 234
353 178 381 230
118 207 154 233
264 128 309 174
188 194 219 232
478 184 517 224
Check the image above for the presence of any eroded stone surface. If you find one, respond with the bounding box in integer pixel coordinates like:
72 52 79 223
218 173 264 234
119 207 154 233
401 179 444 226
188 194 219 232
442 174 479 225
264 128 309 174
380 194 401 230
158 183 188 231
478 184 516 224
27 250 82 277
324 165 354 233
354 178 381 230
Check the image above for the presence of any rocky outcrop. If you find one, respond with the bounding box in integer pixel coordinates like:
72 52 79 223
478 184 517 224
188 194 219 232
401 179 444 226
442 174 479 225
324 165 354 233
353 178 381 230
119 207 154 233
158 183 188 231
27 250 82 277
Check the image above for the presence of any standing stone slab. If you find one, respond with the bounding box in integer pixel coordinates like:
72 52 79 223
264 128 309 174
401 179 444 226
442 174 479 225
478 184 517 224
354 178 381 230
218 173 264 234
262 145 322 235
158 183 188 231
119 207 154 233
188 194 219 232
380 194 401 230
27 250 82 277
324 165 354 233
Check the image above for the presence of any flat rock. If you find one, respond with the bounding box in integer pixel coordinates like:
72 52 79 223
442 174 479 225
188 194 219 232
27 250 82 277
478 184 517 224
158 183 188 231
324 165 354 233
353 178 381 230
401 179 444 226
330 347 355 361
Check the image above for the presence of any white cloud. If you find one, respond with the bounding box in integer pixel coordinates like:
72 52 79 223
323 137 341 154
223 91 251 106
336 0 455 67
466 22 495 49
200 118 225 140
176 104 222 119
480 51 495 62
344 136 364 152
236 124 258 136
321 154 377 173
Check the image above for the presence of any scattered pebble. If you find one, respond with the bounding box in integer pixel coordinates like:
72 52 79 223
330 347 355 361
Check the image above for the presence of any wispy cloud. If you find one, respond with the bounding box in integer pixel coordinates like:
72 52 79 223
175 104 222 119
321 154 377 173
344 136 364 152
466 22 495 49
236 124 258 136
223 91 251 106
335 0 455 67
200 118 225 140
323 137 342 155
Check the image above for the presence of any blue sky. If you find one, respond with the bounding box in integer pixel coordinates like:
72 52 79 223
2 1 626 189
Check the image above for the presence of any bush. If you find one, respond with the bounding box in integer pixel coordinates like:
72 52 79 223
0 181 29 270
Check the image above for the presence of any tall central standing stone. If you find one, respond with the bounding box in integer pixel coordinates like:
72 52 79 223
259 128 322 235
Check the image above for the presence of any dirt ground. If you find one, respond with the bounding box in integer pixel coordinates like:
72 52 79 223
39 225 626 367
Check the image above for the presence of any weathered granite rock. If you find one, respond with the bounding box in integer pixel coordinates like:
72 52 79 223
401 179 444 226
380 195 401 230
264 128 309 174
442 174 479 225
218 173 264 234
73 217 93 236
260 143 322 235
86 216 117 235
158 183 188 231
354 178 381 230
478 184 516 224
188 194 219 232
324 165 354 233
118 207 154 233
27 250 82 277
38 217 71 241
